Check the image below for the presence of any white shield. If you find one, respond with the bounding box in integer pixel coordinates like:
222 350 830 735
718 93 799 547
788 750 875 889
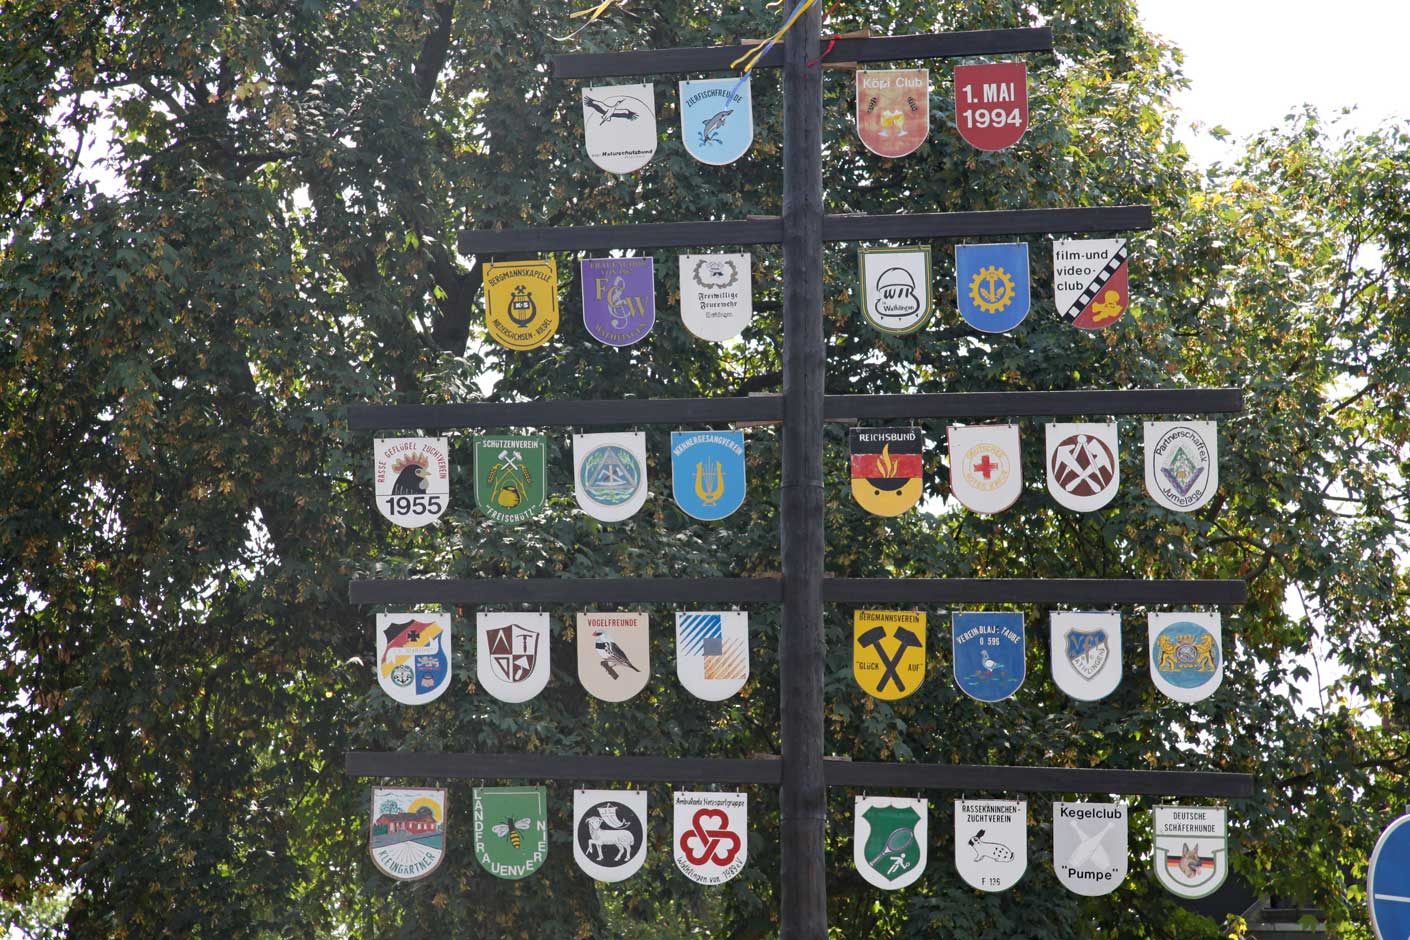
573 432 648 522
954 799 1026 892
370 786 447 881
676 611 749 701
859 247 933 334
574 789 648 882
1050 611 1122 701
948 424 1022 514
1045 422 1119 511
476 612 551 704
1053 802 1127 896
1144 420 1218 512
375 612 452 706
577 612 650 702
673 791 747 885
1149 612 1223 703
855 796 928 889
374 437 449 528
1152 805 1229 898
680 253 752 342
582 83 656 175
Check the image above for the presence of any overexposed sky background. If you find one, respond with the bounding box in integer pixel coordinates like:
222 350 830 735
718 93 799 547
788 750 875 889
1138 0 1410 164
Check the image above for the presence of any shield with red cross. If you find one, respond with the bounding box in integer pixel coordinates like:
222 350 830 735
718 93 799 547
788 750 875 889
947 424 1023 514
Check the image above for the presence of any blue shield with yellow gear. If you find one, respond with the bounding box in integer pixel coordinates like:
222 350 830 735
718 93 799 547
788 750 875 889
670 430 746 521
956 243 1031 333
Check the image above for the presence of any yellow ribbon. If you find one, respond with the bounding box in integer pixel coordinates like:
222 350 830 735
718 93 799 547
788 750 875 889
555 0 632 41
729 0 817 74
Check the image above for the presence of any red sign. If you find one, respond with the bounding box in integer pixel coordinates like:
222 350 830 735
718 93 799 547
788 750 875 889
954 62 1028 151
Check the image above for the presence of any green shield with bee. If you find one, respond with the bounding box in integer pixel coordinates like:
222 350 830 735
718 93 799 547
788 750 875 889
474 786 548 879
474 435 547 525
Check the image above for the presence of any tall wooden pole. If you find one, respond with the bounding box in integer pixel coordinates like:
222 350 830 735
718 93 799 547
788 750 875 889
779 5 826 937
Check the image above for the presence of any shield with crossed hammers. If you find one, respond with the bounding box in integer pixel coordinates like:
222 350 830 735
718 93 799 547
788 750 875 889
852 611 927 700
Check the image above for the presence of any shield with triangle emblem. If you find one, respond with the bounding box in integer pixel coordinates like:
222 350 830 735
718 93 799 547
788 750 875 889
855 796 927 889
1144 420 1218 512
948 424 1022 514
476 612 550 703
473 786 548 880
577 612 650 702
574 432 648 522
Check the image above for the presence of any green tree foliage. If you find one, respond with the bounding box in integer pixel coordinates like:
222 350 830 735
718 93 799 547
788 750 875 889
2 0 1407 937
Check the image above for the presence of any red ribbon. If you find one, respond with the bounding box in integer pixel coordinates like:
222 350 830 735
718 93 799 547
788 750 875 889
805 3 840 68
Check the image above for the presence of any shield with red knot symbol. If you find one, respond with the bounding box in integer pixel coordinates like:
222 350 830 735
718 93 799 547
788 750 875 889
673 791 747 885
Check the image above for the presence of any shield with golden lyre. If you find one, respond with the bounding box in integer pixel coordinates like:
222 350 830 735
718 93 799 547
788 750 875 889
670 430 746 521
474 434 547 525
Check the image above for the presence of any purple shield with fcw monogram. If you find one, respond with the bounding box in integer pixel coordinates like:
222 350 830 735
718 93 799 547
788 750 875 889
581 257 655 347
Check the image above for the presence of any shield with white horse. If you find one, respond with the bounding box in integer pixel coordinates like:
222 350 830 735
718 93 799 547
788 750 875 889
573 789 648 882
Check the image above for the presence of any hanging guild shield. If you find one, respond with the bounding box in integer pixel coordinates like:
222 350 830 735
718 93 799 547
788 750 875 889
679 253 752 342
1148 612 1223 703
956 243 1031 333
370 786 447 881
954 799 1027 892
483 259 560 351
855 796 928 889
952 611 1025 703
856 69 929 158
573 431 648 522
577 612 650 702
1152 805 1229 899
476 611 551 704
581 256 655 347
374 437 450 528
674 791 748 885
853 610 926 701
671 430 746 521
574 789 648 882
947 424 1022 514
1144 420 1218 512
850 426 924 516
1050 611 1122 702
375 612 452 706
581 83 656 174
473 786 548 880
676 611 749 701
1045 422 1120 512
954 61 1028 151
679 77 753 166
858 246 933 334
473 434 547 525
1053 238 1130 329
1053 802 1128 897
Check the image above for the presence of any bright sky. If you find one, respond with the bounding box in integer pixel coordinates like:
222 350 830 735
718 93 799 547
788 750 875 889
1138 0 1410 164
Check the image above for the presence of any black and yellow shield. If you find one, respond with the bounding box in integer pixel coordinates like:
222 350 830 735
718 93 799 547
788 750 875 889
483 260 560 351
853 611 926 700
850 427 923 516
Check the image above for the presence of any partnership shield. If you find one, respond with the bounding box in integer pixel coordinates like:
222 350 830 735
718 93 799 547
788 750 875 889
1145 420 1218 512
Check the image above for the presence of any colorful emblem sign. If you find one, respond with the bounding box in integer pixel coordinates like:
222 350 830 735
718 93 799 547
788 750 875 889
1152 805 1229 898
476 612 551 703
370 787 447 881
1145 420 1218 512
581 256 655 347
474 434 546 525
1045 422 1120 512
679 77 753 166
855 796 928 889
1054 238 1130 329
952 611 1025 703
374 437 449 528
676 611 749 701
1148 612 1223 703
376 612 452 706
674 791 747 885
1053 802 1127 897
947 424 1022 514
680 253 752 342
573 432 648 522
956 243 1031 333
483 259 560 351
473 786 548 880
858 246 933 334
574 789 648 882
856 69 929 158
1050 611 1122 701
582 83 656 174
577 612 650 702
954 61 1029 151
670 430 746 521
954 799 1027 892
853 610 926 701
850 426 923 516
